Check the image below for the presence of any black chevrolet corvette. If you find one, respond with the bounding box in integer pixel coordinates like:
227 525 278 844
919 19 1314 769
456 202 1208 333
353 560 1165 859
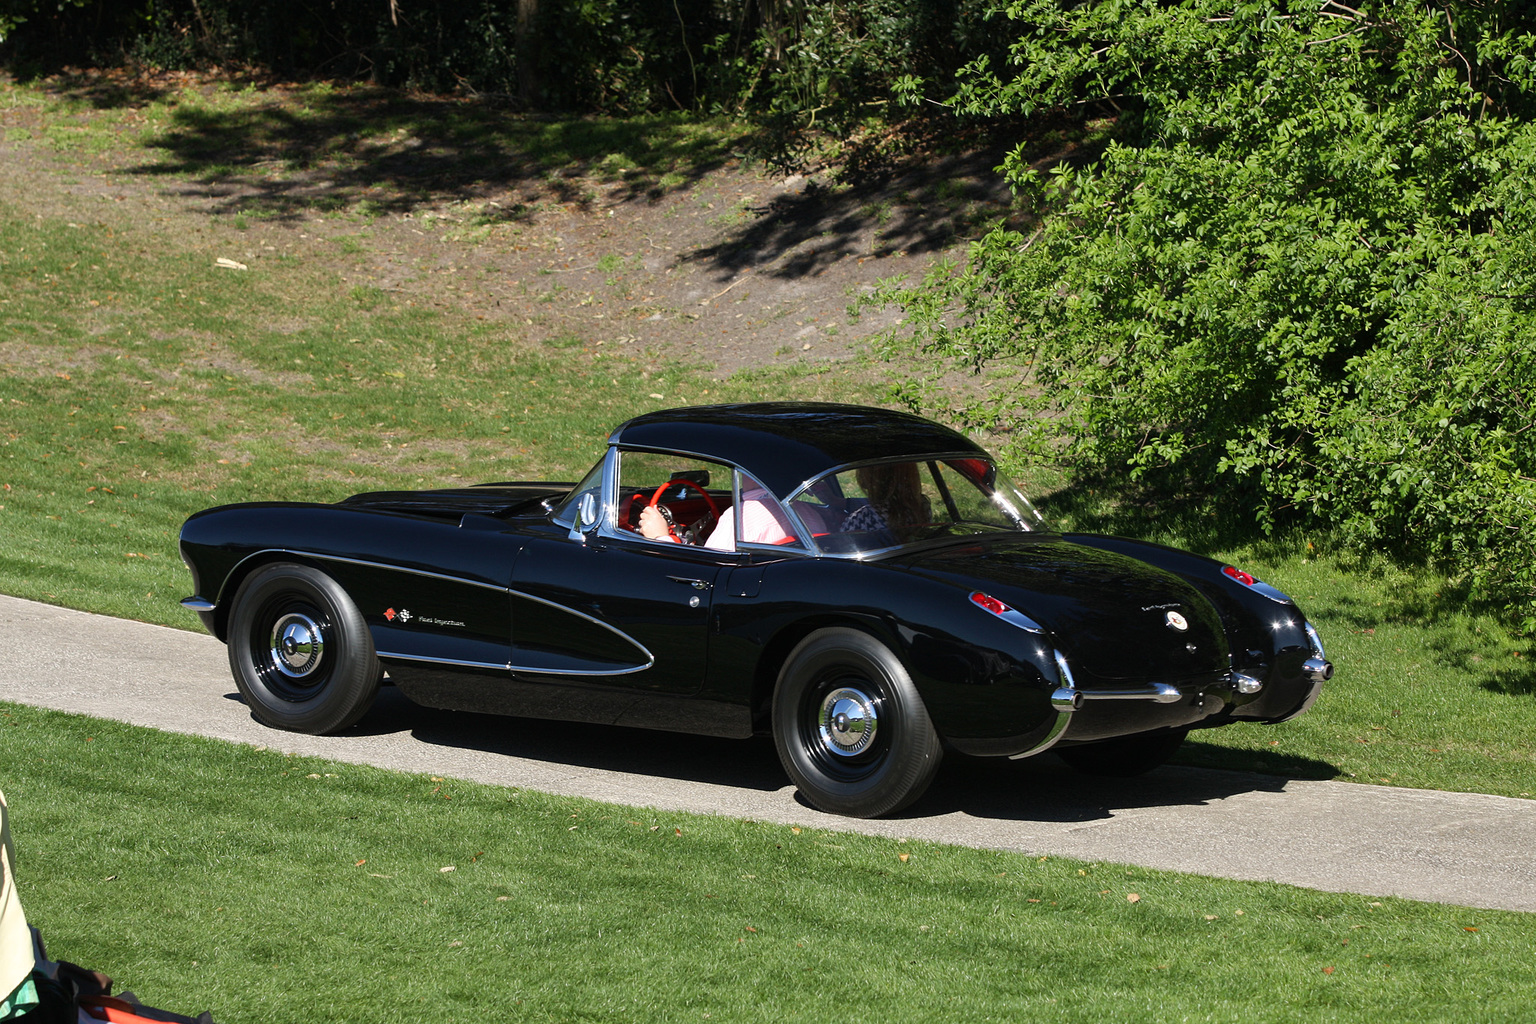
179 402 1332 817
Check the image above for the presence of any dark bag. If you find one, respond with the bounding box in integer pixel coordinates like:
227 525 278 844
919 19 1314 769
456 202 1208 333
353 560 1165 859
24 930 216 1024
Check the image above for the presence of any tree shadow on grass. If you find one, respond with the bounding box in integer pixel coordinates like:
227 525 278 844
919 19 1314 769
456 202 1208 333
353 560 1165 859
13 65 193 109
1280 565 1536 697
71 79 752 223
1387 585 1536 697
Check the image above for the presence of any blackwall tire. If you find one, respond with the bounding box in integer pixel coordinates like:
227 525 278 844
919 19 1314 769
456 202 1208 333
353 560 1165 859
772 627 942 818
226 562 382 735
1056 728 1188 777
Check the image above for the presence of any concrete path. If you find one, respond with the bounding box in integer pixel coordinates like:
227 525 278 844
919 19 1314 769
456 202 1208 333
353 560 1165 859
2 593 1531 914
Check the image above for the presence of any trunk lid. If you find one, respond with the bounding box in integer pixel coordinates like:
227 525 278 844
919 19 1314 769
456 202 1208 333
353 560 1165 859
885 536 1228 685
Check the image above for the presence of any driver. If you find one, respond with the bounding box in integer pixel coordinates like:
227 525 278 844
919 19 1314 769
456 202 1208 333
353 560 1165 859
638 481 792 549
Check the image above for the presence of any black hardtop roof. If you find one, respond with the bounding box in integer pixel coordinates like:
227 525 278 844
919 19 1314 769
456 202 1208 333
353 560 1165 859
609 402 988 497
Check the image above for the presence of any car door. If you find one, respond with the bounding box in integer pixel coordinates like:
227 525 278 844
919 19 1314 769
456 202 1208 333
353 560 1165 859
506 448 733 695
509 536 724 694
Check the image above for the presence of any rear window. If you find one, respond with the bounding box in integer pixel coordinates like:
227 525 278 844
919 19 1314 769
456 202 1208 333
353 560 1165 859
788 458 1045 556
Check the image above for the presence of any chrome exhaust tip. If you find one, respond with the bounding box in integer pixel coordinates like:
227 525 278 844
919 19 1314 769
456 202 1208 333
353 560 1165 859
1051 687 1084 712
1302 657 1334 684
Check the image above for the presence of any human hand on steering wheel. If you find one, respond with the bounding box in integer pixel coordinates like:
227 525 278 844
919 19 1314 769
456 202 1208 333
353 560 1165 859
639 478 721 544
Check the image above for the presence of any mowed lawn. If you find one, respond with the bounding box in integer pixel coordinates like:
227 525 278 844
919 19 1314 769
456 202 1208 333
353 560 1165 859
2 76 1535 1023
5 703 1535 1024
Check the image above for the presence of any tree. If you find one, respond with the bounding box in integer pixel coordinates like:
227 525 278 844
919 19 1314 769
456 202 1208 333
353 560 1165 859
0 0 89 41
879 0 1536 627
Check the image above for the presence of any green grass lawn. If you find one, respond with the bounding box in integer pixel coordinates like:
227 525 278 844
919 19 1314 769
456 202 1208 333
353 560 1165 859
4 703 1532 1024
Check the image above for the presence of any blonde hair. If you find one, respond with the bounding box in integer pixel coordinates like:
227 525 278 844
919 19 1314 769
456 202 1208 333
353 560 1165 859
856 462 928 527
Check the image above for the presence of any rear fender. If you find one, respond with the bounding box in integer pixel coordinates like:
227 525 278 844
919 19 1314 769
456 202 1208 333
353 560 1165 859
1064 534 1327 722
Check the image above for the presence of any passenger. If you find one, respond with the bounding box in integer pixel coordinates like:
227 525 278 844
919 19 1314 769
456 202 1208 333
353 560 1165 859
840 462 930 535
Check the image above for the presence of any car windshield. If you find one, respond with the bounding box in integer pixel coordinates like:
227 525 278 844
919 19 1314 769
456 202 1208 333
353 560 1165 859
787 457 1046 556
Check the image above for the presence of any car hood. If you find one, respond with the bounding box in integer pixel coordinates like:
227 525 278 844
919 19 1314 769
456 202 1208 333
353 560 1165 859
339 482 574 520
885 536 1228 684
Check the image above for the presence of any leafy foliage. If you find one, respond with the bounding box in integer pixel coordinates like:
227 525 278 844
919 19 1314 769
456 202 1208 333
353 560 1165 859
878 0 1536 631
1 0 732 107
1 1 1010 165
729 0 1014 168
0 0 84 41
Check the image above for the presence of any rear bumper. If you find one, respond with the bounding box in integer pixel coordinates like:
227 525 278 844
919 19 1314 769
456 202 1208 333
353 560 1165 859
180 595 218 635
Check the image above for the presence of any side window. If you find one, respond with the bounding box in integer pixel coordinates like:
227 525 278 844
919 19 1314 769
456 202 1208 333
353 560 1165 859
793 461 942 553
616 451 733 546
729 473 802 551
831 462 937 539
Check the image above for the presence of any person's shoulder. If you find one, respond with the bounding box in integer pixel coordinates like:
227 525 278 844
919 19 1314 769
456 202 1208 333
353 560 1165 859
842 503 886 532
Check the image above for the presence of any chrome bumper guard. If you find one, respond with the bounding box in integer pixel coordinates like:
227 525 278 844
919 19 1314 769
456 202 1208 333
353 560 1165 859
1052 681 1185 712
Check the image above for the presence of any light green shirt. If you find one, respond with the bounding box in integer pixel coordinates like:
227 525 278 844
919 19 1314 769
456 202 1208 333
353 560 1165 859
0 975 39 1020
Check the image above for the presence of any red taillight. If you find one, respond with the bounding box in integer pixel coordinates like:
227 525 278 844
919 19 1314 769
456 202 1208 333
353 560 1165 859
970 592 1011 616
971 590 1047 634
1223 566 1257 586
950 458 993 485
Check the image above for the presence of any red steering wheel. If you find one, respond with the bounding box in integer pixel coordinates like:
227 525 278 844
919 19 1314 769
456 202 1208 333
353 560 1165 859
648 478 722 542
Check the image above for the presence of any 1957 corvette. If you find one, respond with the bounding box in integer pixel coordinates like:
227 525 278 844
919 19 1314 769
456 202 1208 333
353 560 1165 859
179 402 1332 817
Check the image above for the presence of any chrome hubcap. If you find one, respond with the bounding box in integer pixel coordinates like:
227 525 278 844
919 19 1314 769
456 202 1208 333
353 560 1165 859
818 686 877 757
269 612 324 679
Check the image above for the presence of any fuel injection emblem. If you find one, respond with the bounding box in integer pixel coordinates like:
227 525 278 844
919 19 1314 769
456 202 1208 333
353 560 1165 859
1164 611 1188 632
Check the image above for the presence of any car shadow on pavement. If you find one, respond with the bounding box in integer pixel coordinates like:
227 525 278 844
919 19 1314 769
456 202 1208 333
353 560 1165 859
283 688 1318 826
899 755 1295 824
345 688 791 793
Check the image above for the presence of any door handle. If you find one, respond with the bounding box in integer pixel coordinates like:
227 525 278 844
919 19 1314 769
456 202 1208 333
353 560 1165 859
667 576 713 591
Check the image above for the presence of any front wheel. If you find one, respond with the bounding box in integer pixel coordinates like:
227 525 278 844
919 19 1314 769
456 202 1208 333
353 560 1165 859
1056 728 1188 777
226 562 382 734
772 628 942 818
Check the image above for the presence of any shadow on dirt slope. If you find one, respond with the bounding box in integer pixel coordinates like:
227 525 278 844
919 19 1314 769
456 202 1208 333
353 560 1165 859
686 151 1018 281
134 89 745 220
36 68 1020 273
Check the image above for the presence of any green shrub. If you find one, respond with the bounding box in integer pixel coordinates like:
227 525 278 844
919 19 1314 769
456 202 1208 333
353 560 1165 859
877 0 1536 632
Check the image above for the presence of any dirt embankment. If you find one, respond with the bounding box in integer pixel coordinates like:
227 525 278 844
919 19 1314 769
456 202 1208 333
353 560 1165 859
0 71 1017 377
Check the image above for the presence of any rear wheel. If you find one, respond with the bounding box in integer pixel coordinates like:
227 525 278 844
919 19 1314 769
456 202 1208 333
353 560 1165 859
772 628 942 818
226 562 382 734
1056 728 1188 777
